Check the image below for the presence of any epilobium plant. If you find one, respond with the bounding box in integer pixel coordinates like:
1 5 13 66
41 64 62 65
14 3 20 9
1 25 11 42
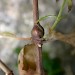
0 0 73 75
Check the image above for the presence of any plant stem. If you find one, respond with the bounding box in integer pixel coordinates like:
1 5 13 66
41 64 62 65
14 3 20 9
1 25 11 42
32 0 44 75
0 60 14 75
36 45 43 75
51 0 66 30
33 0 39 24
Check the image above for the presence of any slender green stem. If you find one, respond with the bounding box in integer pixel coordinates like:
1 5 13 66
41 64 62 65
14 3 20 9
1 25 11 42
51 0 66 30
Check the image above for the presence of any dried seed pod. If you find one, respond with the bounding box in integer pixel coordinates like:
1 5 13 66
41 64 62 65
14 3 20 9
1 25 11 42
18 44 37 75
31 23 44 40
18 44 46 75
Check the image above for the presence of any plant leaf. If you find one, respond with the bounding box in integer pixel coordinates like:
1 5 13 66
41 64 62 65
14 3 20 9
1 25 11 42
0 32 31 40
36 15 57 23
0 32 16 37
67 0 73 12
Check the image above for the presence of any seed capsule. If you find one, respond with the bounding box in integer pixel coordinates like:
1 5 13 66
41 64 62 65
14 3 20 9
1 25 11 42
31 23 44 39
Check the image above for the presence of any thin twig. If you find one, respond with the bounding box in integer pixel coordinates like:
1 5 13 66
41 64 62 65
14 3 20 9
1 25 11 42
0 59 14 75
36 45 43 75
33 0 39 24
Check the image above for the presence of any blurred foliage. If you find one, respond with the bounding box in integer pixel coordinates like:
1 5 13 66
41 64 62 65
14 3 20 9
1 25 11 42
14 47 64 75
42 52 64 75
14 47 21 55
14 47 21 67
56 0 59 2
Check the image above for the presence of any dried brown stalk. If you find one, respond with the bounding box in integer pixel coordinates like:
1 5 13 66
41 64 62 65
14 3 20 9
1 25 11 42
33 0 39 24
48 30 75 47
32 0 44 75
0 59 14 75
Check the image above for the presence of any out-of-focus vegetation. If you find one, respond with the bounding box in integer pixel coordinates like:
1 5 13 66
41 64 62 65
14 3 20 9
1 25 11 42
0 0 75 75
42 52 64 75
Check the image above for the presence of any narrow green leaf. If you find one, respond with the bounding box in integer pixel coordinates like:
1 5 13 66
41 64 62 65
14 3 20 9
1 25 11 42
0 32 16 37
67 0 73 11
51 0 66 30
36 15 57 23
